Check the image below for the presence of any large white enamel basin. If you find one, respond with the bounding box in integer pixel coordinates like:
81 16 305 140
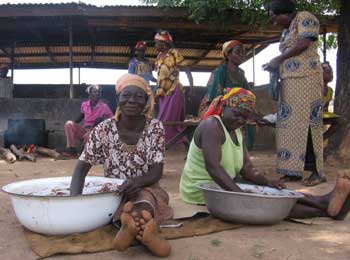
2 176 124 235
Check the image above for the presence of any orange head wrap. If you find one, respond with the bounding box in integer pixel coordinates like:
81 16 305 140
115 74 155 121
202 87 256 120
222 40 243 58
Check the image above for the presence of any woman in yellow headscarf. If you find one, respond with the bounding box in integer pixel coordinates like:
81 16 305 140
154 30 193 143
180 87 350 222
70 74 172 257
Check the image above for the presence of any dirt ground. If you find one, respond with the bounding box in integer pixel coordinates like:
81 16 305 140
0 147 349 260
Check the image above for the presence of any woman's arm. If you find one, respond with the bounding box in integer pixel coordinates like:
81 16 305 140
118 163 163 200
264 38 312 71
119 120 165 200
70 160 92 195
200 119 242 192
240 141 285 189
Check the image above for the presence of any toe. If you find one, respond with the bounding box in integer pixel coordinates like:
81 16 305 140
141 210 152 221
123 202 134 213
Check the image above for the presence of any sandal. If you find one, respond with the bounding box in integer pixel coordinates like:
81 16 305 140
302 172 327 187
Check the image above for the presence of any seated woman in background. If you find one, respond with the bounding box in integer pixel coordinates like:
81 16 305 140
62 84 113 157
70 74 172 257
322 62 342 147
180 87 350 221
198 40 255 149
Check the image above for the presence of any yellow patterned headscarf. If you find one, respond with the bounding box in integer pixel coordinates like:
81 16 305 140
202 87 256 120
154 30 173 43
115 74 155 121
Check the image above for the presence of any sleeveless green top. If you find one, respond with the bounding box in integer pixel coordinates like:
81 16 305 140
180 116 244 205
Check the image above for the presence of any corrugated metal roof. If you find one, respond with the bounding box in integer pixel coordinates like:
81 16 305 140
0 3 337 71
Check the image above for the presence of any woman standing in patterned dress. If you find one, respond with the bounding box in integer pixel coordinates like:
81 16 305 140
154 30 193 143
70 74 172 257
263 0 325 186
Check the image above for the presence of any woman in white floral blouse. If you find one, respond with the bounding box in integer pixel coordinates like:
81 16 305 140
70 74 172 257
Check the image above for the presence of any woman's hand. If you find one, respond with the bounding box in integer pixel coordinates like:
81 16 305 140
118 180 142 200
267 179 286 190
263 56 283 72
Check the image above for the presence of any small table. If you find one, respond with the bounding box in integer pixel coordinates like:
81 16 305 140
163 119 275 150
163 120 200 150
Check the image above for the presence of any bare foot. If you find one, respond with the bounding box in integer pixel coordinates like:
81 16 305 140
327 171 350 219
113 202 137 251
302 171 327 187
141 217 171 257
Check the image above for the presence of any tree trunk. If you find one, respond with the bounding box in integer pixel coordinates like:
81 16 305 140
327 0 350 159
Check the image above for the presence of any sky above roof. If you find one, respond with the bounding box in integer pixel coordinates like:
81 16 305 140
3 0 144 6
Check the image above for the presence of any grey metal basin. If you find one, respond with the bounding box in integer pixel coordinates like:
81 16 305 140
198 183 304 225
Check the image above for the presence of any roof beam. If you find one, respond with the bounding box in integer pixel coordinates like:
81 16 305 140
90 44 96 65
190 44 218 67
9 51 223 61
11 62 216 73
25 26 57 64
44 46 57 64
85 19 97 65
0 4 188 18
0 46 11 57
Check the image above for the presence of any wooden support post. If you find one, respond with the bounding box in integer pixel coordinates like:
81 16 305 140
323 31 327 63
69 21 74 99
11 44 14 81
252 46 256 86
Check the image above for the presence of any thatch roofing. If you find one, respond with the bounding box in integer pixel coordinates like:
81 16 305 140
0 3 338 72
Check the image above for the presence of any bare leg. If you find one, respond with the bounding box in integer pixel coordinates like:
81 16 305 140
130 203 171 257
323 117 341 141
289 203 328 219
327 171 350 218
289 171 350 220
141 212 171 257
113 202 137 251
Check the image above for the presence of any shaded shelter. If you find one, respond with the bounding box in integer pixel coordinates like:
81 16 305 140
0 3 338 150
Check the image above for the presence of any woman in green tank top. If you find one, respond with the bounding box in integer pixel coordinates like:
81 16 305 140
180 86 350 221
180 88 285 205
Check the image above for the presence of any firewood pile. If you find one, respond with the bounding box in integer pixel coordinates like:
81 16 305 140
0 144 61 163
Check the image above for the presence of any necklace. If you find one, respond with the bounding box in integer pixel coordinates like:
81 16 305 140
121 143 137 152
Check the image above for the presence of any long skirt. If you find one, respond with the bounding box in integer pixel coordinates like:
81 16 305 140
276 75 324 177
113 183 173 225
157 85 186 143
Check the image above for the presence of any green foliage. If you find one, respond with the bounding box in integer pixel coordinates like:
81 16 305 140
142 0 341 29
318 33 338 50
